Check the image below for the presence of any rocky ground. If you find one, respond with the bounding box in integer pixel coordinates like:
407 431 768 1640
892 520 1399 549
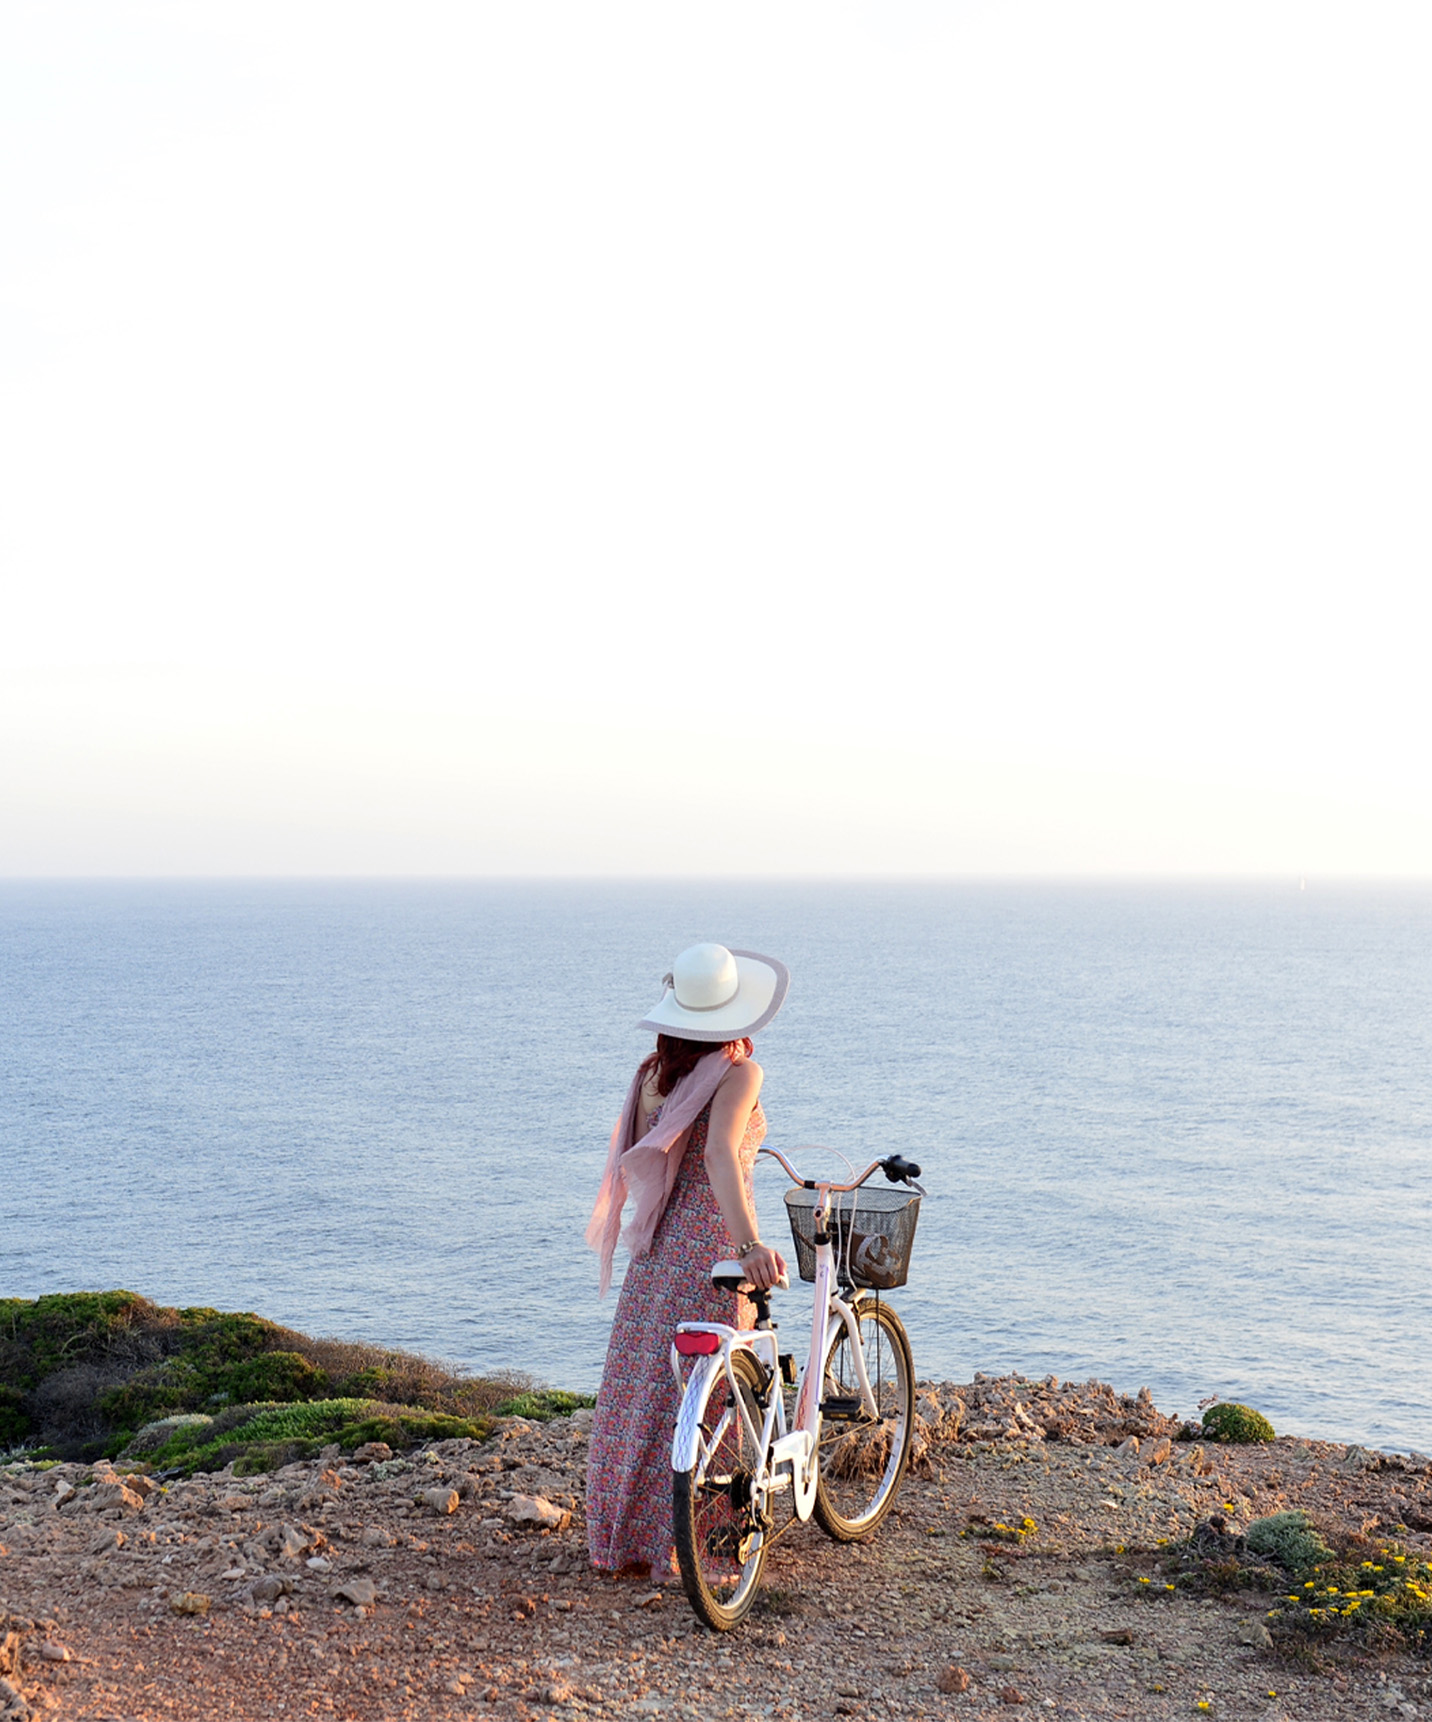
3 1374 1431 1722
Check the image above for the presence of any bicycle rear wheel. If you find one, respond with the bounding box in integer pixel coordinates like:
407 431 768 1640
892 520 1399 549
812 1297 914 1541
673 1348 770 1630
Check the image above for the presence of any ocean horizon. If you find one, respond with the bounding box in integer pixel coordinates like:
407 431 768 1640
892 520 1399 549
3 878 1429 1453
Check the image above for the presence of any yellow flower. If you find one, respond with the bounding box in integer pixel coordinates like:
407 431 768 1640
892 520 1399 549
1139 1576 1151 1584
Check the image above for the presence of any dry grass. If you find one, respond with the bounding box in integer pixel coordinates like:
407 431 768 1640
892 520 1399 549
271 1329 538 1417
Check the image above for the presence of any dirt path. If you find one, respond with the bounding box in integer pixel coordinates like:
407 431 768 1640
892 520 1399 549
3 1377 1430 1722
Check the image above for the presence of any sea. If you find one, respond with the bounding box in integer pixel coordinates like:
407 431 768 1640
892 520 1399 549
2 880 1429 1453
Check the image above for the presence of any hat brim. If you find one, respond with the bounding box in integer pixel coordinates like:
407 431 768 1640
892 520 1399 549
638 948 790 1043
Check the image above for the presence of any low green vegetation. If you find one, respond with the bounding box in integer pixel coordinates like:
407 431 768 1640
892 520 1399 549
1244 1509 1334 1572
489 1389 595 1423
1201 1401 1276 1443
1271 1547 1432 1655
0 1290 593 1467
1164 1509 1432 1660
130 1398 499 1476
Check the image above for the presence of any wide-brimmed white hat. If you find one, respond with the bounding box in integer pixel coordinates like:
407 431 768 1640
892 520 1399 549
638 943 790 1043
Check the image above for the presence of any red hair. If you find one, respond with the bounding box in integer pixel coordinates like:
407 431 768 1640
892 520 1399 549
641 1034 753 1098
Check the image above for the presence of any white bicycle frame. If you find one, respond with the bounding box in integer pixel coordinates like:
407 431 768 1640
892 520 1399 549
670 1148 886 1526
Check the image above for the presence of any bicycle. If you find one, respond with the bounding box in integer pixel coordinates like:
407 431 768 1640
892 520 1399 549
669 1147 926 1630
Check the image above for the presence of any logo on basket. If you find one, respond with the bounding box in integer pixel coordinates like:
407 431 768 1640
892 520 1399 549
851 1232 899 1289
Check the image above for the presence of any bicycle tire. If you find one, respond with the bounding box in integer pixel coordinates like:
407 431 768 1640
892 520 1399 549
811 1297 914 1541
673 1348 770 1630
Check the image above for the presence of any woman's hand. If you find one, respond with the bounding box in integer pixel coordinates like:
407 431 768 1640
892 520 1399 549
740 1243 788 1292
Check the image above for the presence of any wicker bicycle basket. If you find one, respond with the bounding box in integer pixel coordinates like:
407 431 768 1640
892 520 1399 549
783 1186 922 1290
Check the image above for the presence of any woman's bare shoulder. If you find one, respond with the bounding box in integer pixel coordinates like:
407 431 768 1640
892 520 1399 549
719 1056 763 1101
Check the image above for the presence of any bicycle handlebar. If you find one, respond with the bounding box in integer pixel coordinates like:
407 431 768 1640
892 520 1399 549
757 1146 925 1194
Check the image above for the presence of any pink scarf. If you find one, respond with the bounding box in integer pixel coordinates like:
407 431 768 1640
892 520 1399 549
586 1045 744 1296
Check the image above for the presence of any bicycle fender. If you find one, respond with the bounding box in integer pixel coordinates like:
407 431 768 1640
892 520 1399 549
671 1354 725 1473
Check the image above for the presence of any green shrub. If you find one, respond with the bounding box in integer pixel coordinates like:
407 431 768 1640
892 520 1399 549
221 1351 330 1405
337 1410 493 1451
135 1397 494 1475
0 1384 31 1448
4 1289 560 1459
142 1398 371 1474
1202 1402 1275 1443
124 1413 215 1457
1245 1510 1334 1573
0 1291 160 1383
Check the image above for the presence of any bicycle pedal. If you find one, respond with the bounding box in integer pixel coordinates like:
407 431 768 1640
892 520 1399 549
820 1395 864 1420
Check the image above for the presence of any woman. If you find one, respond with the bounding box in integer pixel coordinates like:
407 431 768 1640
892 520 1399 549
585 942 790 1580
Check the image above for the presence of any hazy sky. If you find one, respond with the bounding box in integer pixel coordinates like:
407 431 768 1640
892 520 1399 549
3 2 1428 875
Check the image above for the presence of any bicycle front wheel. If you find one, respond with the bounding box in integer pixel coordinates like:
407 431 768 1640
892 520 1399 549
673 1348 770 1630
812 1297 914 1541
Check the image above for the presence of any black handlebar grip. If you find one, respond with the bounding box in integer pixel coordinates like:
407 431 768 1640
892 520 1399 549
882 1154 922 1183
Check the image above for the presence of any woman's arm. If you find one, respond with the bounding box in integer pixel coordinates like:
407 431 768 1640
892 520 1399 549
703 1058 788 1291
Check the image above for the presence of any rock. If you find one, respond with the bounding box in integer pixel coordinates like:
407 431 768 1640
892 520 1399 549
987 1654 1016 1671
51 1482 75 1507
937 1664 971 1694
420 1488 460 1516
78 1483 146 1517
37 1642 71 1663
332 1578 377 1608
276 1525 310 1560
1115 1436 1140 1458
248 1577 292 1604
1000 1688 1026 1705
506 1494 570 1532
122 1474 158 1500
1235 1620 1274 1650
0 1634 21 1680
1343 1445 1381 1472
1144 1438 1173 1466
88 1528 125 1555
635 1590 664 1609
170 1592 211 1617
1100 1629 1134 1645
836 1686 863 1699
305 1556 333 1573
351 1443 392 1464
0 1674 29 1722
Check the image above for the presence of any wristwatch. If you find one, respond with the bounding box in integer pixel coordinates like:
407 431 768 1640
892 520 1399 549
735 1239 762 1259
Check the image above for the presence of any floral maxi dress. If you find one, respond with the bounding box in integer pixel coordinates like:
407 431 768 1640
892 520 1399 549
586 1097 766 1573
